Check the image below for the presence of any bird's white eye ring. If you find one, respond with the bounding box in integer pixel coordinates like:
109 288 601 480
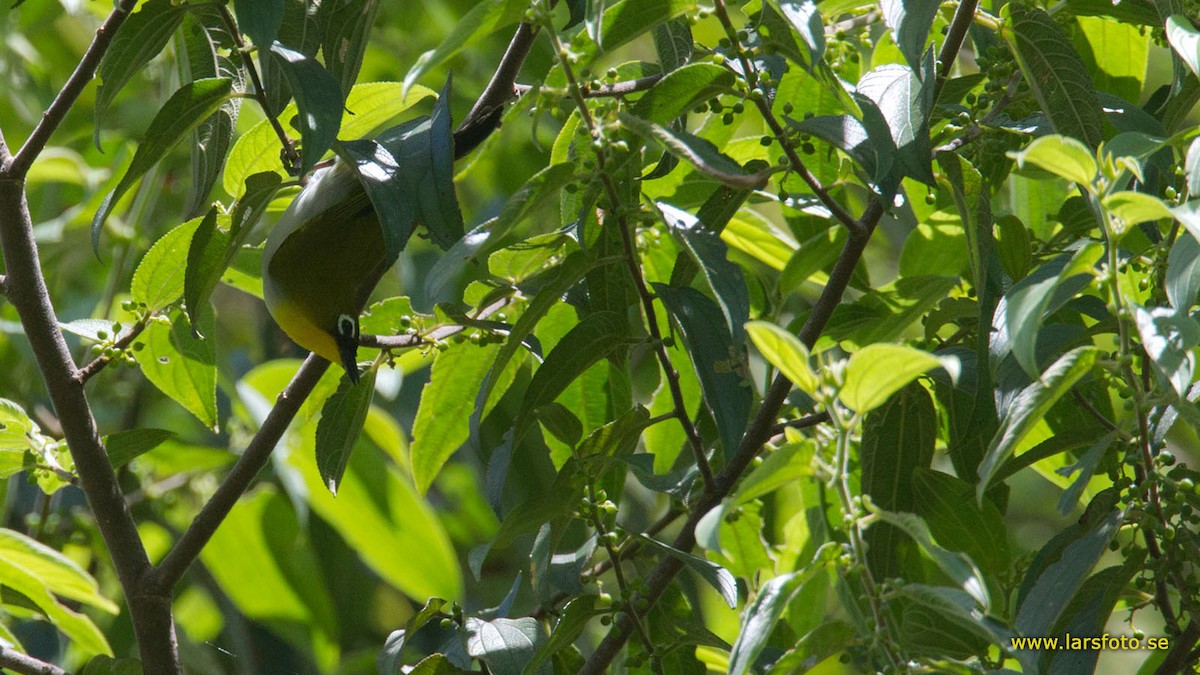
337 314 357 338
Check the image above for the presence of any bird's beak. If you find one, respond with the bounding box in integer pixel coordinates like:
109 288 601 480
334 332 361 384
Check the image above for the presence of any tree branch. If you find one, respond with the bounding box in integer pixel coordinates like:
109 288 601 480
0 648 67 675
8 0 139 178
73 315 151 384
148 354 331 593
0 179 178 672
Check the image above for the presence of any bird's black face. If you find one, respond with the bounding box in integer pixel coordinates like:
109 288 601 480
334 313 361 384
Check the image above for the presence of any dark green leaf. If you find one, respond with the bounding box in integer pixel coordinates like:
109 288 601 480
403 0 529 94
95 0 190 144
894 585 1018 663
269 41 344 175
1005 3 1104 147
619 113 767 189
334 138 417 262
727 568 819 675
104 429 174 470
856 62 935 185
658 202 750 343
652 19 693 71
321 0 380 91
522 596 600 675
631 64 733 125
234 0 285 48
519 312 636 423
978 346 1101 496
576 406 651 459
772 0 825 66
183 207 228 337
230 172 284 236
315 368 376 495
654 284 752 459
1134 306 1200 397
861 384 936 579
881 0 940 74
1015 494 1122 638
81 656 143 675
868 509 990 607
634 533 738 608
92 78 234 249
913 469 1011 577
1167 229 1200 310
426 77 465 249
465 617 549 675
788 114 881 178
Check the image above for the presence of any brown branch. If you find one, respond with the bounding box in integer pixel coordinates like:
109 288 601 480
0 648 67 675
148 354 330 593
0 180 176 671
933 0 978 103
1156 621 1200 675
453 23 538 158
768 411 831 437
8 1 139 178
73 316 151 384
515 74 666 99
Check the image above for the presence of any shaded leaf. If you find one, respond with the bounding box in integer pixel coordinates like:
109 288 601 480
269 42 344 175
315 368 377 494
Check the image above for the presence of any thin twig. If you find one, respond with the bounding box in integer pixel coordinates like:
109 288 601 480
516 74 666 99
0 648 67 675
8 1 139 178
768 411 831 436
0 274 8 298
73 315 151 384
214 4 300 173
148 354 330 593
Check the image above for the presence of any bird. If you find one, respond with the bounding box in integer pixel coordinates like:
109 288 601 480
261 159 389 383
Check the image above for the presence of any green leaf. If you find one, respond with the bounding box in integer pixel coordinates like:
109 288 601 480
576 406 652 459
855 62 934 185
1075 16 1148 103
1005 3 1104 147
722 210 797 270
1103 191 1172 234
597 0 696 53
522 596 600 675
1167 229 1200 310
631 64 734 125
655 285 752 458
880 0 939 73
745 321 819 394
634 533 739 608
334 138 417 261
913 469 1011 577
519 312 635 423
103 428 174 469
230 171 284 235
727 567 822 675
321 0 381 92
1002 242 1102 377
420 77 463 249
403 0 529 94
894 585 1016 661
183 207 228 337
269 42 344 175
412 342 501 494
285 424 463 601
658 202 750 343
315 368 377 494
92 78 234 248
234 0 285 47
1015 496 1122 638
131 217 204 311
840 344 945 414
224 82 434 196
1166 15 1200 81
789 114 882 178
978 346 1101 496
0 552 112 656
861 384 936 579
178 8 244 218
620 113 766 190
132 310 218 430
1007 134 1098 186
466 617 549 675
1134 306 1200 397
651 18 693 71
772 0 825 67
0 528 118 614
94 0 190 143
868 509 990 608
731 439 813 504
